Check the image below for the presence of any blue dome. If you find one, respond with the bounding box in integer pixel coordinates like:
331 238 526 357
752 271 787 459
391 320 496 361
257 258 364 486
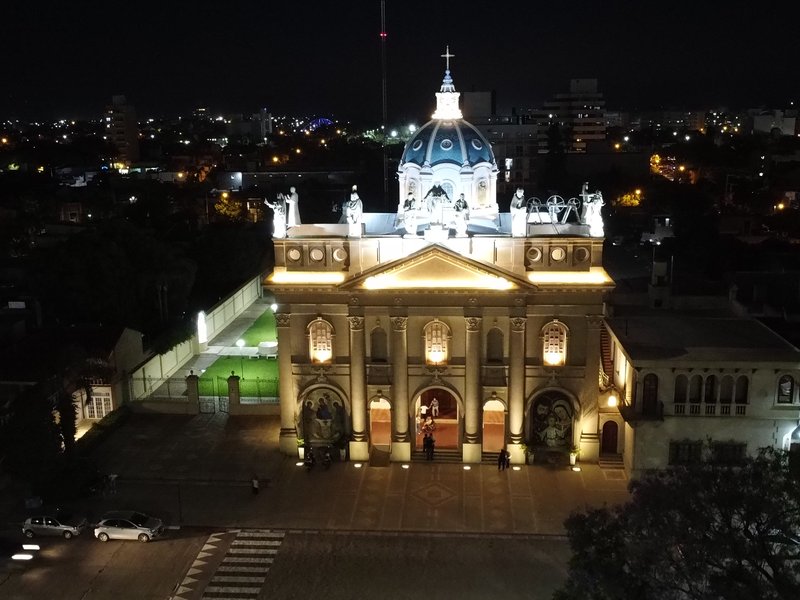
401 119 495 168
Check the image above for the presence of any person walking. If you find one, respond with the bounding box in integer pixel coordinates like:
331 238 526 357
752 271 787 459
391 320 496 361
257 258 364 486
498 449 507 471
251 475 260 495
427 435 436 461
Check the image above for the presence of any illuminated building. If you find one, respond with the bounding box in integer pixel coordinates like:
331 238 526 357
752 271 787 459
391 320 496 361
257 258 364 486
105 95 139 164
267 55 614 465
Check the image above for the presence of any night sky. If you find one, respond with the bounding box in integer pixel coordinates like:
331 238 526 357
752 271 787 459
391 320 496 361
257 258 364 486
2 1 798 122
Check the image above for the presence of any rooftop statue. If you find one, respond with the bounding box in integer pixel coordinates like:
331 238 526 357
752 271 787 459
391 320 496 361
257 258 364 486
511 187 528 237
453 193 469 236
401 192 418 235
346 185 363 235
264 195 287 238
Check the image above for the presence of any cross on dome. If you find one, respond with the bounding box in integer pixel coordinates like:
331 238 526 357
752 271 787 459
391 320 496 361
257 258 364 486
432 45 462 120
441 45 454 71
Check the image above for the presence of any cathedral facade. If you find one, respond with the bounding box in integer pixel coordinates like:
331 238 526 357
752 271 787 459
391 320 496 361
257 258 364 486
267 60 614 464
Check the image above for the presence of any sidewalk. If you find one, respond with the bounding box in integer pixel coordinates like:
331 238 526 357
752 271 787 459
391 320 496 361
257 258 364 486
46 413 630 536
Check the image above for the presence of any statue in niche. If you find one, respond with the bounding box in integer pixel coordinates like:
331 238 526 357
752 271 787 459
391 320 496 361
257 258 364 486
510 187 528 236
452 193 469 236
346 185 363 225
424 183 449 225
402 192 418 235
476 179 488 206
264 195 287 238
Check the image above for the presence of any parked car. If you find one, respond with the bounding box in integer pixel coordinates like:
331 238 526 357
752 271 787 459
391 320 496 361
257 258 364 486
23 511 88 539
94 511 164 543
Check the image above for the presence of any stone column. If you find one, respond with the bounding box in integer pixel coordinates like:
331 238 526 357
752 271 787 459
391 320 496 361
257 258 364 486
186 371 199 415
227 372 241 415
580 315 604 462
276 313 298 455
463 316 482 463
507 316 527 463
390 316 411 461
348 316 369 461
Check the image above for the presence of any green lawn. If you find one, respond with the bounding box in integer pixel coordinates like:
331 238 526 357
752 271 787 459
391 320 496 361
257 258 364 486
198 356 279 397
239 309 277 346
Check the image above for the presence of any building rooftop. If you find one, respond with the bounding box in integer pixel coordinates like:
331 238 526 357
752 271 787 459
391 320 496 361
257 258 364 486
606 315 800 363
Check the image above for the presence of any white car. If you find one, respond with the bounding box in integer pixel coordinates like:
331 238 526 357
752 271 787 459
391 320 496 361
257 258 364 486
94 511 164 543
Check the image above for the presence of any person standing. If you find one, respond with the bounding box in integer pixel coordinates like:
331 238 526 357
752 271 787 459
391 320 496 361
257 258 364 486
430 397 440 418
427 435 436 461
497 449 507 471
251 475 260 495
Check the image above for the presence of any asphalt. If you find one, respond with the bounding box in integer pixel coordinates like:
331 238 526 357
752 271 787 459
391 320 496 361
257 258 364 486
2 413 630 537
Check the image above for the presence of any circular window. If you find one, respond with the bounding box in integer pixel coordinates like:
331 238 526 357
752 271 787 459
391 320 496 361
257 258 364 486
440 139 453 151
574 247 590 262
309 248 324 262
332 248 348 262
411 140 423 151
471 139 483 151
526 247 542 263
550 247 566 262
287 248 301 261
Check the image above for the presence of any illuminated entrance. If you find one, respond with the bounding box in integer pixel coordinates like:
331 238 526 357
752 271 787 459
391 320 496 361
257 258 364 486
369 397 392 449
415 388 459 449
482 399 505 452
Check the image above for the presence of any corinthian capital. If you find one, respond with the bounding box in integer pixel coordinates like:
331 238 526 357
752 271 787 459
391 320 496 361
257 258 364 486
390 316 408 331
348 316 365 331
510 317 527 332
465 317 482 332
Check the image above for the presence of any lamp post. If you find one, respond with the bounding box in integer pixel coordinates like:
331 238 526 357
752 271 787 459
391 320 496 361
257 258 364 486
236 338 245 379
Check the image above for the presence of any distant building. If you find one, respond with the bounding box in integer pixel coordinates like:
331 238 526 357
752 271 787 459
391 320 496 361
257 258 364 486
534 79 606 153
750 109 797 137
106 95 140 163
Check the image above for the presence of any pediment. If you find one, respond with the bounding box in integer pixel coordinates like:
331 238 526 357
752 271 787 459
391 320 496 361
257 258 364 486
340 244 532 291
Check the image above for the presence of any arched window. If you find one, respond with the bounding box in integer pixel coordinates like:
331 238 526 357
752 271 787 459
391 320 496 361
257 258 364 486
704 375 718 404
674 374 688 403
642 374 658 415
486 328 504 364
370 327 388 362
735 376 749 404
307 318 334 363
542 320 568 367
719 376 734 404
778 375 794 404
424 319 450 365
688 375 702 403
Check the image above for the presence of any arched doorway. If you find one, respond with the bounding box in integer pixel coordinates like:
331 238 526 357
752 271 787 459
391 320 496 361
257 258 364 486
601 421 619 454
527 390 574 454
415 388 459 449
482 399 505 452
369 397 392 449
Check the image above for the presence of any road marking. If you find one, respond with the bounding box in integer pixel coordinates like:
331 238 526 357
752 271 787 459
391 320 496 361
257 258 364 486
171 529 285 600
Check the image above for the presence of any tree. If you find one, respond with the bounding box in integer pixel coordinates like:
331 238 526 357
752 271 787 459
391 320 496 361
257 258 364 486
56 390 78 456
2 385 63 481
555 448 800 600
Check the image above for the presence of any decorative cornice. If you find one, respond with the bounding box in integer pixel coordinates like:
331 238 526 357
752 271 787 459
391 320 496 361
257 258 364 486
348 316 365 331
511 317 527 332
275 313 291 328
465 317 482 332
391 316 408 331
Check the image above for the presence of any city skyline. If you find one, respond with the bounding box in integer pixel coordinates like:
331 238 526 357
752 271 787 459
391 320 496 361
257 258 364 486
1 1 798 121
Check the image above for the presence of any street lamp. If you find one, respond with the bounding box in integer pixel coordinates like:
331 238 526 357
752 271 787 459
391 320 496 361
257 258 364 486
236 339 245 379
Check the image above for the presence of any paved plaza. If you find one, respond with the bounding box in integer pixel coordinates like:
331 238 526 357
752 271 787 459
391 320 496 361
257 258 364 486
61 413 630 536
